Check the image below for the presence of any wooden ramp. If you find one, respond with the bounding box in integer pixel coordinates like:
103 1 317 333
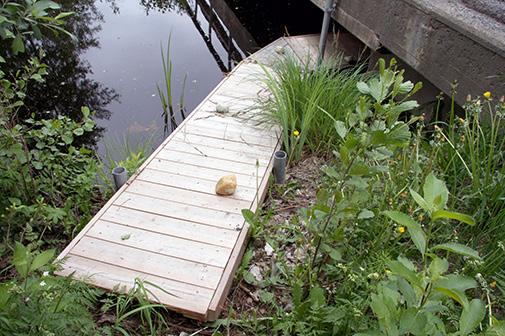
56 35 326 321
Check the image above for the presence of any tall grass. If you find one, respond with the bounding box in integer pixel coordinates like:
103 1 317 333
430 94 505 284
260 56 363 163
157 37 187 135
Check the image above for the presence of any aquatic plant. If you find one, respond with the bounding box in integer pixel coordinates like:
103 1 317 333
157 36 187 135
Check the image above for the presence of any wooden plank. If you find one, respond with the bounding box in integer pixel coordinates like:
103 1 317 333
126 180 250 215
207 223 250 320
146 159 261 190
115 192 246 230
178 123 278 148
164 140 271 166
87 221 231 267
101 205 240 248
172 132 270 158
59 255 213 317
155 150 267 177
208 127 282 319
137 168 257 203
71 237 223 289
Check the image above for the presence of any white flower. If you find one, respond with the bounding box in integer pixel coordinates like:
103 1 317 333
39 281 47 287
42 271 49 277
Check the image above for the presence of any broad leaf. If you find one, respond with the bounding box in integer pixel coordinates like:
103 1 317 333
12 242 29 278
432 243 480 259
334 120 347 139
356 81 370 95
423 173 448 211
11 34 24 54
384 211 426 255
29 249 55 273
432 210 475 225
428 257 448 279
387 260 422 289
409 188 431 212
459 299 485 335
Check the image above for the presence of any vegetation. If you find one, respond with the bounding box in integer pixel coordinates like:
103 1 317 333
1 0 503 334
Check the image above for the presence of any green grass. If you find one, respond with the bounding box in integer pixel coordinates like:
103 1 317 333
260 55 364 163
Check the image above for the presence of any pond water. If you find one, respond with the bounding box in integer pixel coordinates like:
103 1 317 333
38 0 324 158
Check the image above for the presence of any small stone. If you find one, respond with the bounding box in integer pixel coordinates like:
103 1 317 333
249 265 263 282
275 46 285 54
216 104 229 114
264 242 274 256
215 174 237 196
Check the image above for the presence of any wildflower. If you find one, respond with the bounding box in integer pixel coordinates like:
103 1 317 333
458 117 465 125
483 91 491 99
398 226 406 234
42 271 49 277
490 281 497 289
418 213 424 221
385 269 391 275
39 281 46 287
293 129 300 137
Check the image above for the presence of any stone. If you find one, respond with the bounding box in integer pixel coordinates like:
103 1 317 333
216 104 229 114
215 174 237 196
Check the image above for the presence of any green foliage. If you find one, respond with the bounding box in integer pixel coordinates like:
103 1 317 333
260 55 363 162
0 243 99 335
0 0 75 55
100 278 171 336
367 173 485 335
224 58 503 335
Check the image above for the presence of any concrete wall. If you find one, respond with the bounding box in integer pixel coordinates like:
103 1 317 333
311 0 505 105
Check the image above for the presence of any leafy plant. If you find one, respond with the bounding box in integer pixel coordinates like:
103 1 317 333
365 173 488 335
0 0 75 55
0 243 99 335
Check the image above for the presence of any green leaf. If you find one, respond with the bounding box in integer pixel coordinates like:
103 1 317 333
0 55 5 63
434 286 469 308
431 210 475 225
432 243 480 259
409 188 431 212
241 209 256 225
383 211 426 255
428 257 448 279
55 11 74 20
11 34 25 55
73 127 84 136
423 173 448 211
334 120 347 139
29 249 55 273
358 209 375 219
350 162 369 176
356 81 370 95
388 259 422 289
460 299 485 335
398 81 414 94
81 106 90 118
12 242 29 278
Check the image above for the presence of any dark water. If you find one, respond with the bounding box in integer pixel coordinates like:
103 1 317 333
28 0 324 158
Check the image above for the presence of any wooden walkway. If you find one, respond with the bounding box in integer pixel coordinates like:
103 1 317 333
56 35 329 321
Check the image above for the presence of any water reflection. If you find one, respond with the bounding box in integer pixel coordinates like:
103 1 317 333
7 0 321 151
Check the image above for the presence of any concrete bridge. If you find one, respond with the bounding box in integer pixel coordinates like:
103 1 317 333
311 0 505 105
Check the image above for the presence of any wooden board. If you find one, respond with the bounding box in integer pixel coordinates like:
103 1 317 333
55 35 320 321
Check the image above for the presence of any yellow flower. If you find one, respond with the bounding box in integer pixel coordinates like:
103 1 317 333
293 130 300 137
483 91 492 99
398 226 406 234
385 269 391 275
490 281 497 289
